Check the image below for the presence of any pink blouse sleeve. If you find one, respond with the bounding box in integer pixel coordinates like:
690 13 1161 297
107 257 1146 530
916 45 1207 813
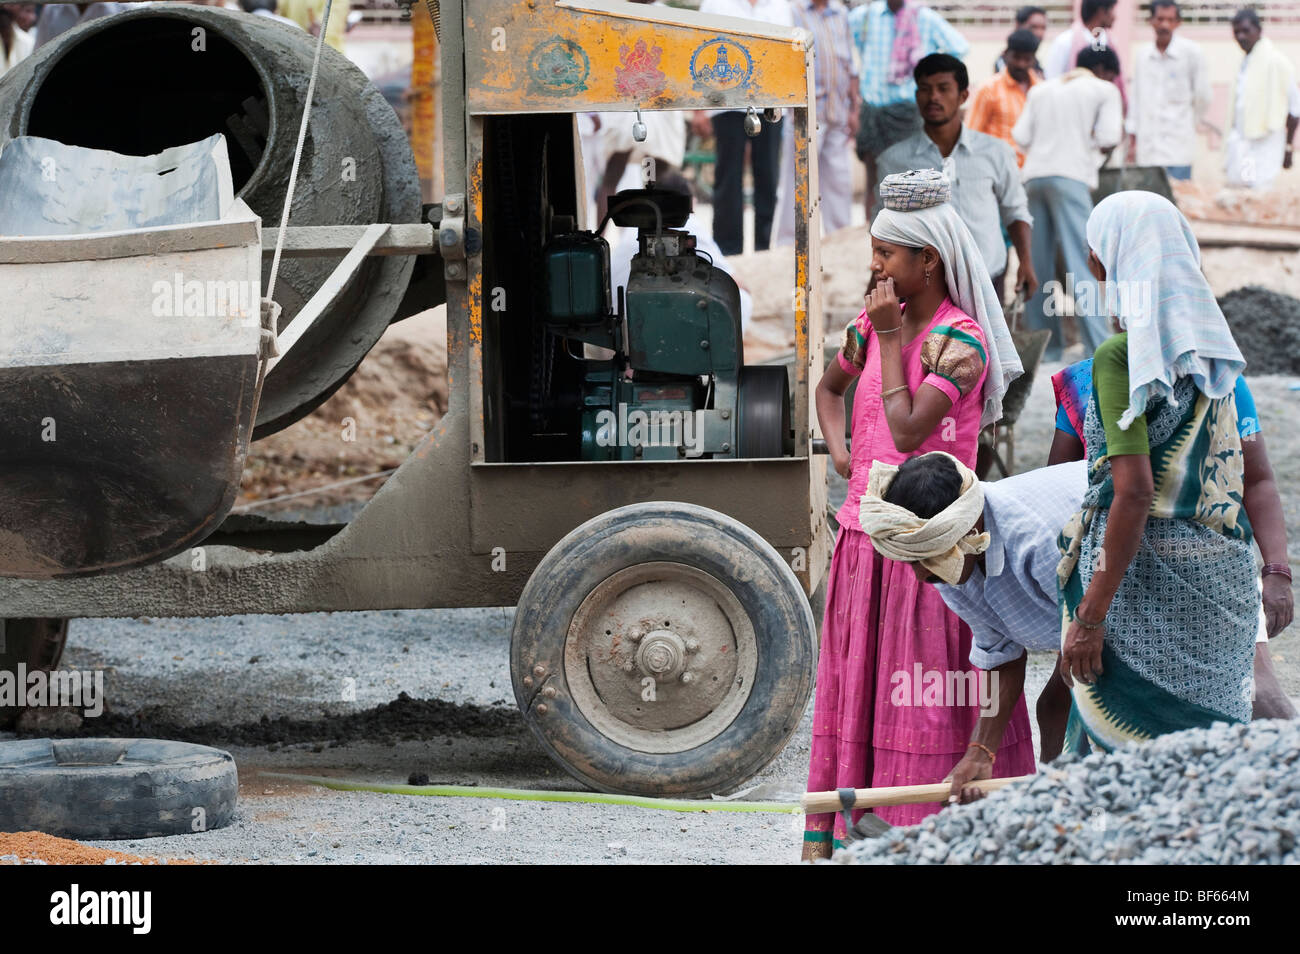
919 317 988 406
836 311 868 378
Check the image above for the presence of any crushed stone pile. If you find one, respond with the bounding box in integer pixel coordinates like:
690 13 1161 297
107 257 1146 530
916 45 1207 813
1217 286 1300 377
835 719 1300 865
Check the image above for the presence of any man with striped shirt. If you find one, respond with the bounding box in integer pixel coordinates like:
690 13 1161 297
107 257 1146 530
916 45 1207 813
850 0 968 216
774 0 858 246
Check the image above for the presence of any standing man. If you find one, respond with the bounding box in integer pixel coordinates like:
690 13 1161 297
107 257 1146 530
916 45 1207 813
694 0 793 255
1014 46 1123 361
1126 1 1210 182
34 3 125 49
280 0 352 53
1044 0 1117 79
969 29 1041 167
994 5 1047 76
774 0 859 247
850 0 969 219
1225 8 1300 191
875 54 1036 299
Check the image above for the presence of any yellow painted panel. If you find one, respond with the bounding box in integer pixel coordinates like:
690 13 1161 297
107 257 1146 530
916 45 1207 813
466 0 810 114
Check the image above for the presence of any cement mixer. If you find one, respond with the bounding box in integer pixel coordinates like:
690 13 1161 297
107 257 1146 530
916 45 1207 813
0 0 831 800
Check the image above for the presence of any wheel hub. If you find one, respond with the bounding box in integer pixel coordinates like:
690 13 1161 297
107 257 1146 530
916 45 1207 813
635 629 688 680
563 562 757 753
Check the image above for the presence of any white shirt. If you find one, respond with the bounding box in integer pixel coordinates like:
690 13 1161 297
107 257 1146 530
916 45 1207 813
1232 51 1300 137
1013 71 1124 190
698 0 794 115
1 26 34 76
935 462 1088 670
1126 35 1210 167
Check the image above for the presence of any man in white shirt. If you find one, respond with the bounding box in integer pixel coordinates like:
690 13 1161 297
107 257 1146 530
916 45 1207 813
1013 46 1122 362
694 0 793 255
34 2 125 50
1225 8 1300 191
1125 1 1210 181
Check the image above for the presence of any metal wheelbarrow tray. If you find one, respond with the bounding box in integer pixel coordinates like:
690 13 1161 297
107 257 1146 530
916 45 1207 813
0 192 263 580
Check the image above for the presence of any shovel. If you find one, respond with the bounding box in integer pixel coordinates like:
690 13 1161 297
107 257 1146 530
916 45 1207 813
803 776 1035 840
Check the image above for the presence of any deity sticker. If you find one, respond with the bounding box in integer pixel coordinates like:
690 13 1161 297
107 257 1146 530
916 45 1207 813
689 37 753 92
615 38 667 99
528 35 590 95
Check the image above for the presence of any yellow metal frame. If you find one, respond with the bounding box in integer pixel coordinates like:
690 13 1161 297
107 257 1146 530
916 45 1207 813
463 0 823 467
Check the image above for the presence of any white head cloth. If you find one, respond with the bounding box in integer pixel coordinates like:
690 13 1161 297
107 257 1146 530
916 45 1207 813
871 170 1023 428
1085 190 1245 430
858 451 989 585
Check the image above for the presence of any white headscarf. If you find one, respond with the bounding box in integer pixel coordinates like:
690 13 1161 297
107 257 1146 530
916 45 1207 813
871 171 1022 428
1085 190 1245 430
858 452 989 585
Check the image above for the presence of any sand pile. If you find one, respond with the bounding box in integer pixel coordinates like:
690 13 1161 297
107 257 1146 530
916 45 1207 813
0 831 195 865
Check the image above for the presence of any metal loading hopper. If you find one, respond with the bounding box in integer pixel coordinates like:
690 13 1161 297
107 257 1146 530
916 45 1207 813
0 135 264 579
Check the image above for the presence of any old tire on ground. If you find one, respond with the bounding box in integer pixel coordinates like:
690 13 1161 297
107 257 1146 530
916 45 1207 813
0 619 70 728
511 502 815 798
0 738 238 840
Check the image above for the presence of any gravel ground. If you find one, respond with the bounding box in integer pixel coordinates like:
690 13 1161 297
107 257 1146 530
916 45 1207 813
836 719 1300 865
3 364 1294 865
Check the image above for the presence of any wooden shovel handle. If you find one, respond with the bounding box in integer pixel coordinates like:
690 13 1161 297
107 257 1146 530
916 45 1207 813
801 775 1033 815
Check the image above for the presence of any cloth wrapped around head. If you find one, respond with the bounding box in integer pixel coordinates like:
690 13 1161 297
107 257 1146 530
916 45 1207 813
871 170 1022 429
858 451 988 585
1085 190 1245 430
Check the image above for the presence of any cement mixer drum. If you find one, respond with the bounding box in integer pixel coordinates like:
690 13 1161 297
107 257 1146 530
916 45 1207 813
0 4 424 438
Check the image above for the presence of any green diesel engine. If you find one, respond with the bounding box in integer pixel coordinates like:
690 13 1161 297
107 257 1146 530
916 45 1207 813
542 187 791 462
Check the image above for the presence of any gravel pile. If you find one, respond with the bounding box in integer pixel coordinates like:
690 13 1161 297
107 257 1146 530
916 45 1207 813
1218 286 1300 376
835 719 1300 865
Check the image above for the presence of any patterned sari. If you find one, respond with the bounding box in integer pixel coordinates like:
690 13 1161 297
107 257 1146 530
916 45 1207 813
1056 369 1259 754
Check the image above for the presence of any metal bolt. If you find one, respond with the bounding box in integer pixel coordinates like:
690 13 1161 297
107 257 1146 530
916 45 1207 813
680 671 695 684
696 299 708 310
523 676 534 688
445 196 461 214
721 442 731 452
533 665 546 678
446 263 462 278
720 410 730 420
542 686 557 699
699 339 710 349
685 638 700 653
630 632 644 642
623 660 636 673
537 703 549 715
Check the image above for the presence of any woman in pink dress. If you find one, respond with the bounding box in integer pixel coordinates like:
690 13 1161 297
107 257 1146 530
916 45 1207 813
802 171 1037 860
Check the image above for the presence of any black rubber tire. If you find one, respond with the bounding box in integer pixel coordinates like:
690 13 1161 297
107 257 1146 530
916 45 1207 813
0 619 70 729
737 364 792 458
511 502 816 798
0 738 238 840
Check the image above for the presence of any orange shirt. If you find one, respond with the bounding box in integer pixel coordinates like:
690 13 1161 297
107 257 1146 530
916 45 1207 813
967 69 1038 167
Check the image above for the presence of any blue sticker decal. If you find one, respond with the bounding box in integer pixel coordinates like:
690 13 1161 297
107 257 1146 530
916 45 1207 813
690 37 753 92
528 36 590 95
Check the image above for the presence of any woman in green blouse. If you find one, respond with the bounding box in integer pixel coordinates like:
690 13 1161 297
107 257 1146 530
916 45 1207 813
1056 191 1261 753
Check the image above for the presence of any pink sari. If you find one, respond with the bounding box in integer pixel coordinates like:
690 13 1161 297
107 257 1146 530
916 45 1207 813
804 299 1036 854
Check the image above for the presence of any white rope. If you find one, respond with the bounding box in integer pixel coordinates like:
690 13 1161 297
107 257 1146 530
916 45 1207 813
265 0 334 305
233 468 397 513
